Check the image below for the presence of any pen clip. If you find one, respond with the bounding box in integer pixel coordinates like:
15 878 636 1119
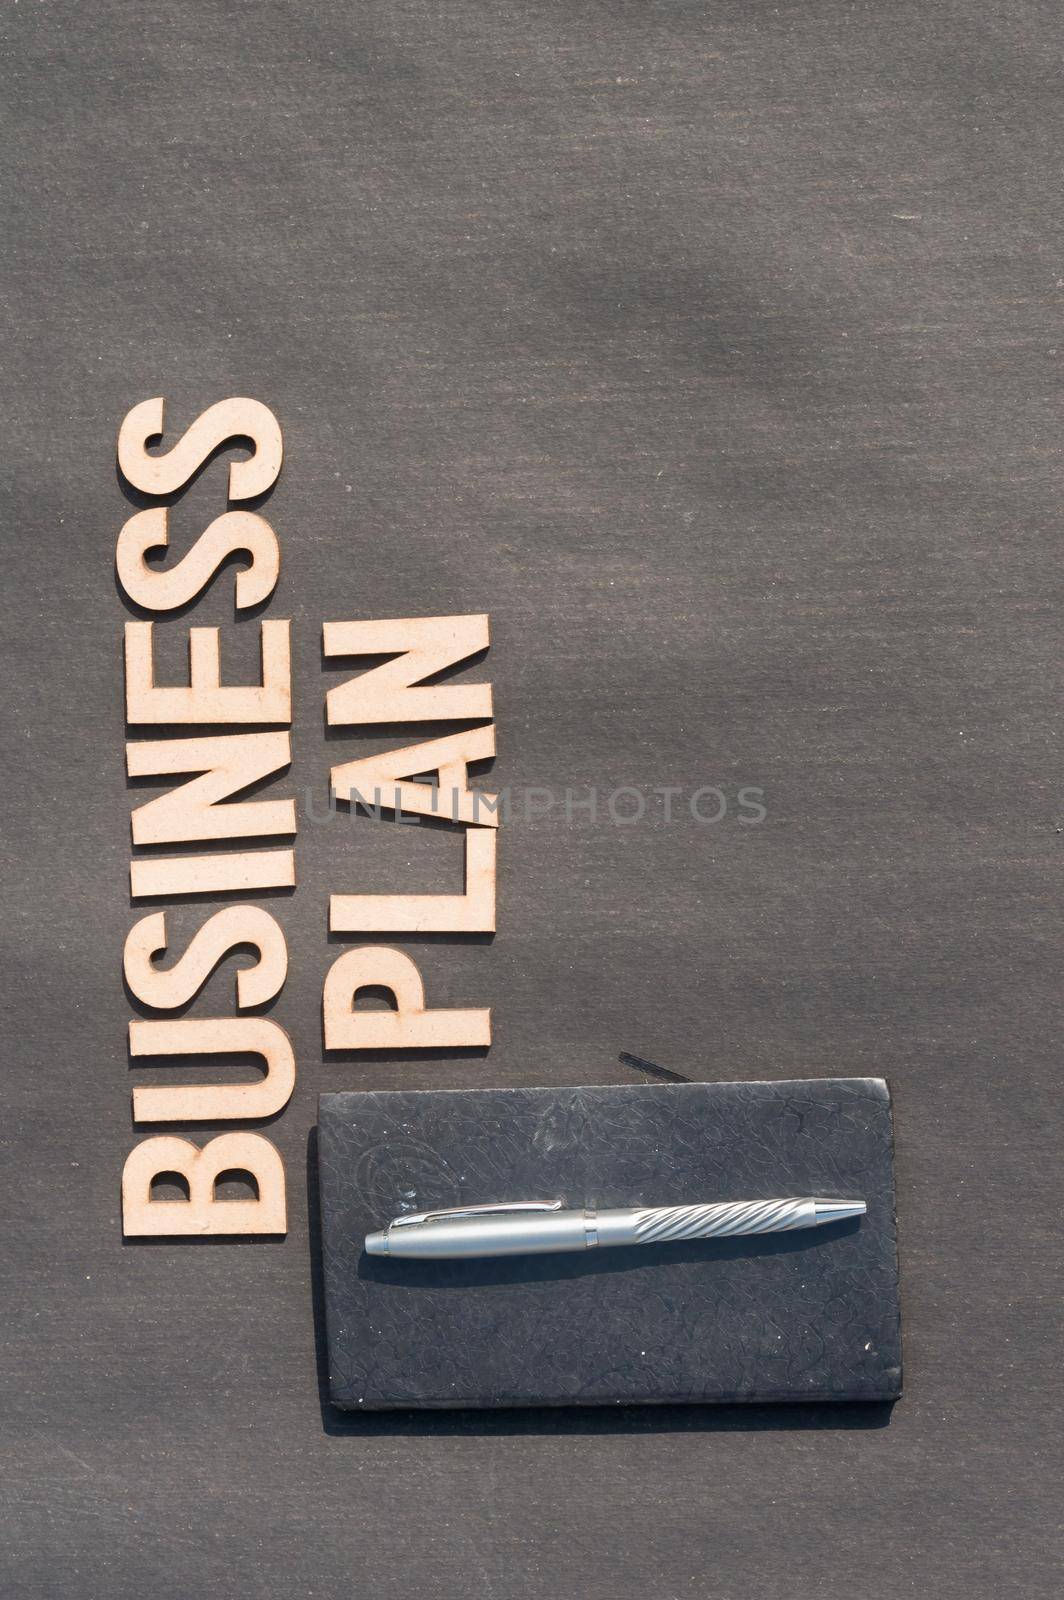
391 1200 563 1229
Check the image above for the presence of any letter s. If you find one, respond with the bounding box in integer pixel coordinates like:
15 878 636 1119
115 507 280 611
117 397 282 500
737 786 767 825
123 907 287 1011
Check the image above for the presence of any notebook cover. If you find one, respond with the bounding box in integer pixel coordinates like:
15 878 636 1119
317 1078 901 1410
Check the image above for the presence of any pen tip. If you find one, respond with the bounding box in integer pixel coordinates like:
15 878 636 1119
364 1231 390 1256
812 1199 866 1226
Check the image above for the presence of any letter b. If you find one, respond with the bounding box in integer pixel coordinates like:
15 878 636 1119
121 1134 286 1237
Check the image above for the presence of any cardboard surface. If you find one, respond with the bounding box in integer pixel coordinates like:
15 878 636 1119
1 1 1061 1596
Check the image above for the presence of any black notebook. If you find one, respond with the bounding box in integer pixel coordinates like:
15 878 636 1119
317 1078 901 1410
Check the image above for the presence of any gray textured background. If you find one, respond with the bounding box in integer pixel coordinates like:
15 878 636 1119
1 1 1061 1597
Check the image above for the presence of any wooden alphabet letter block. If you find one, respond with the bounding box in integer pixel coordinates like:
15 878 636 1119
331 724 498 826
124 619 291 725
127 731 295 846
323 614 492 725
128 1016 296 1122
124 907 288 1011
330 827 496 934
117 397 283 501
323 947 491 1050
116 508 280 612
129 848 296 900
122 1133 286 1237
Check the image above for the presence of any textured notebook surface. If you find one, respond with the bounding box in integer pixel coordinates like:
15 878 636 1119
318 1079 901 1410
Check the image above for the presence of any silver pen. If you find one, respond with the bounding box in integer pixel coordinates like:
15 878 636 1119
364 1196 866 1260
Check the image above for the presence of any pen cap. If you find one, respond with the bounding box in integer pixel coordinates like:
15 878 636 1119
382 1208 589 1259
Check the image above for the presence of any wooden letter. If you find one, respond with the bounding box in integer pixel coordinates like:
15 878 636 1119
332 725 498 827
129 1016 296 1121
117 397 283 500
116 508 280 612
129 848 295 899
124 619 291 724
127 731 295 846
122 1133 286 1236
124 907 287 1011
323 614 492 725
330 828 496 933
323 947 491 1050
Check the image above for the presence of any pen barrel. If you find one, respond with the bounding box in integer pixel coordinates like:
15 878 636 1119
603 1198 819 1247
